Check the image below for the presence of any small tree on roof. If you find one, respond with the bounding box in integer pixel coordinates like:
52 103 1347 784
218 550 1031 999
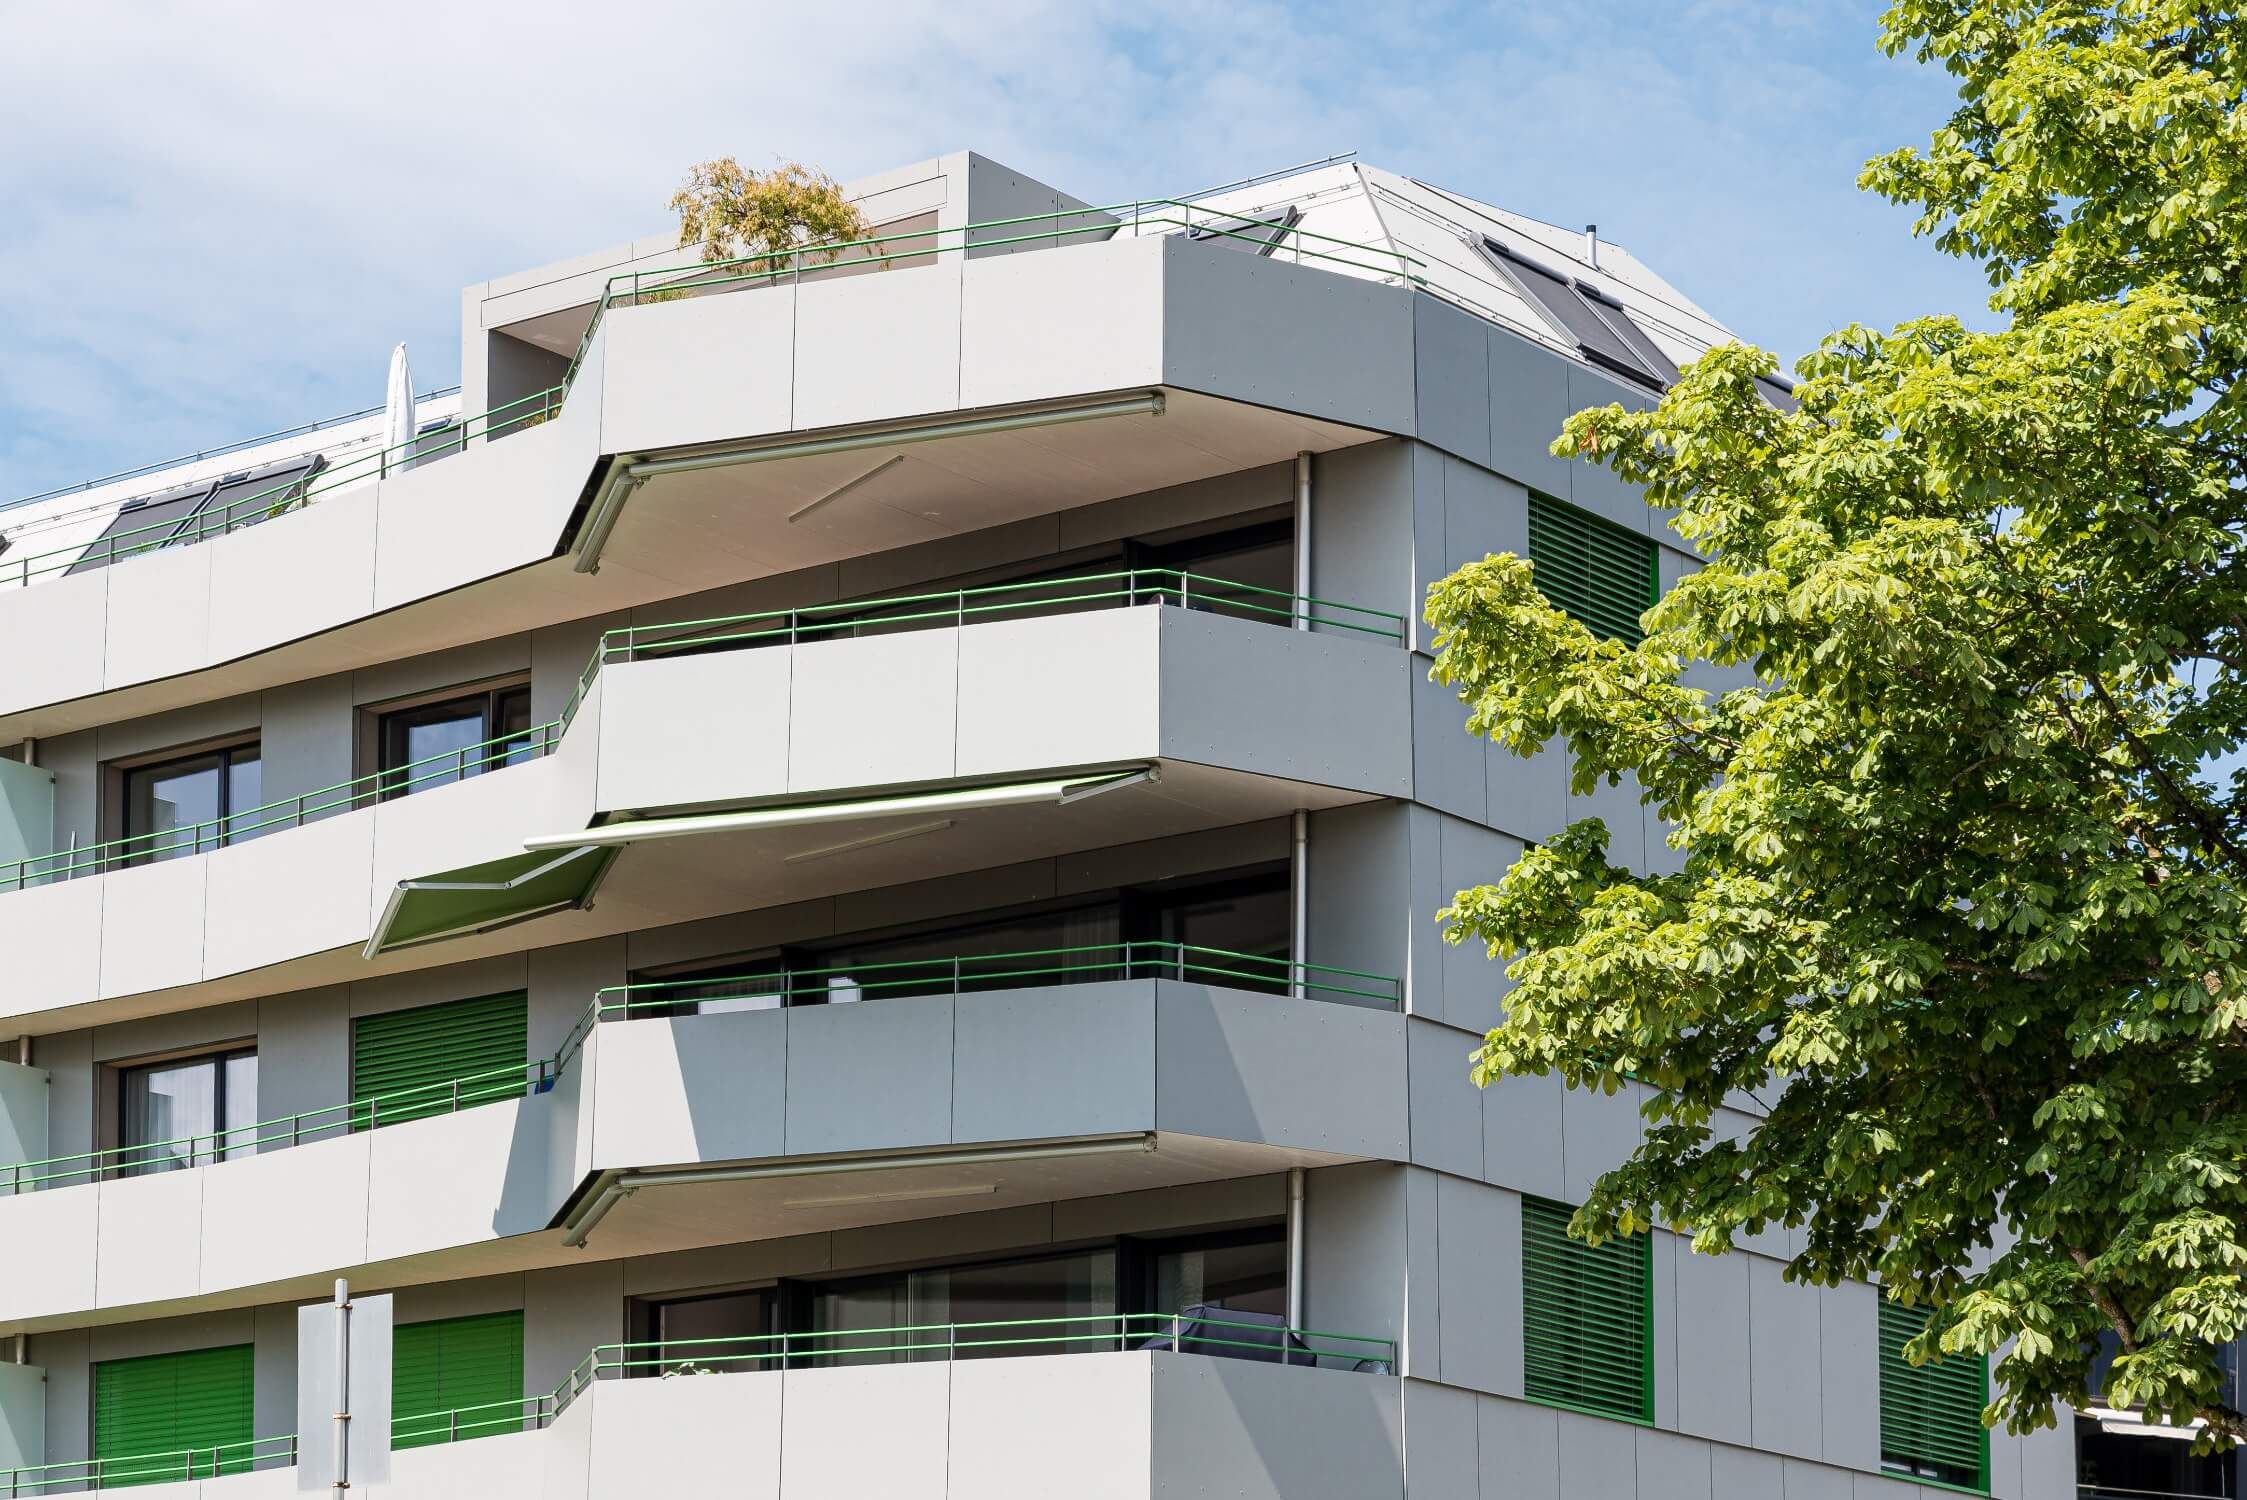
668 159 871 271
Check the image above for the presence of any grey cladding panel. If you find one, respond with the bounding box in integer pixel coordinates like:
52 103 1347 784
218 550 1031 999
1414 295 1493 468
951 982 1155 1142
1150 1355 1403 1500
783 995 953 1155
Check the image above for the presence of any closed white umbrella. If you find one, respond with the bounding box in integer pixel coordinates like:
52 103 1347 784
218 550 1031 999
381 343 415 476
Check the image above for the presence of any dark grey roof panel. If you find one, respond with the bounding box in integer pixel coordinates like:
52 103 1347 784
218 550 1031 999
1476 236 1671 391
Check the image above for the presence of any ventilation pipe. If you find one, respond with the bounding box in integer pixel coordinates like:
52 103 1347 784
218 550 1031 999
1584 224 1600 270
1286 1166 1307 1329
1293 451 1313 628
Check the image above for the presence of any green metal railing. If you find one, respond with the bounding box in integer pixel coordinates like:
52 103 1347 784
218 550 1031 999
5 387 562 588
597 568 1405 662
0 719 560 892
0 941 1394 1195
11 196 1420 593
559 198 1423 387
596 941 1403 1017
550 566 1405 739
0 565 1394 895
0 1434 294 1495
400 1313 1395 1453
0 1057 559 1195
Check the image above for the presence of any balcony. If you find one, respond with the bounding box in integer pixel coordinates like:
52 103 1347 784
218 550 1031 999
0 1334 1400 1498
0 582 1408 1027
0 947 1407 1326
0 203 1429 742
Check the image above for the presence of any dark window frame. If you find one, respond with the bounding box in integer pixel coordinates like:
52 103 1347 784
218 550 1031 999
116 736 263 865
114 1044 257 1175
372 679 535 800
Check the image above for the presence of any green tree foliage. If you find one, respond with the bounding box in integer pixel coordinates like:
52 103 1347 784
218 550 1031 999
668 158 870 269
1427 2 2247 1442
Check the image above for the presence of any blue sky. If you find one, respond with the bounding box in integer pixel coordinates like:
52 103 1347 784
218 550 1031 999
0 1 1996 504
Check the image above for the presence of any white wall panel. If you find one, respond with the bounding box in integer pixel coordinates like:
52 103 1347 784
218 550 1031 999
595 650 790 813
199 1132 371 1292
792 260 964 433
786 630 958 794
949 1353 1149 1500
97 855 206 998
0 568 106 720
959 238 1165 409
101 541 212 690
207 487 379 665
778 1360 952 1500
599 290 796 454
202 813 373 980
95 1165 201 1307
954 609 1160 777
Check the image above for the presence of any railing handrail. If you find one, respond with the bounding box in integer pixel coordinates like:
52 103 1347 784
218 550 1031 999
560 196 1424 387
7 193 1423 593
0 717 561 892
0 563 1403 896
3 385 561 587
595 939 1403 1011
1 388 461 516
0 1056 555 1194
386 1312 1396 1453
0 1432 295 1492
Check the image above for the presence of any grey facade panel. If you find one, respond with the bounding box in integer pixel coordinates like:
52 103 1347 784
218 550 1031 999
1150 1352 1404 1500
1154 986 1407 1159
1414 295 1495 471
951 981 1156 1142
1401 1377 1480 1499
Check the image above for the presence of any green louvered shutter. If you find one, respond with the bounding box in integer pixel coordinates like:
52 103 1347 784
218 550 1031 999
392 1310 526 1449
1880 1301 1990 1491
1526 492 1659 645
352 991 528 1128
93 1344 255 1486
1521 1195 1654 1422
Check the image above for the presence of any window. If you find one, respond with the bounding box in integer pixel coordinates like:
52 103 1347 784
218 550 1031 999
1520 1195 1653 1423
1880 1301 1989 1491
117 1048 256 1176
1144 1227 1287 1319
376 682 534 799
350 991 528 1129
627 865 1293 1012
805 1248 1121 1366
635 1289 778 1375
93 1344 256 1485
121 741 262 865
1477 236 1677 391
392 1310 524 1449
65 456 324 576
1526 492 1659 646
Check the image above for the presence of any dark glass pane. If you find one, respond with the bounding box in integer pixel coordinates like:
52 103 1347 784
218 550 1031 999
942 1249 1117 1358
381 699 489 796
1152 1235 1286 1319
811 905 1122 1003
221 1052 258 1161
126 754 223 863
653 1290 773 1374
494 687 538 767
1151 876 1290 991
120 1058 218 1175
225 750 263 839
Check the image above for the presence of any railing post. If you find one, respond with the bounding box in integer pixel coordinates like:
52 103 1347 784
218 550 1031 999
451 1075 462 1113
951 955 962 997
1175 945 1187 983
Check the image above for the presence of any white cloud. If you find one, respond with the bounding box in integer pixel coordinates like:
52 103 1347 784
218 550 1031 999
0 0 1993 499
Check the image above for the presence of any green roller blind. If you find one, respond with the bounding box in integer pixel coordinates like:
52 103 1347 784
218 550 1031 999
392 1310 526 1449
1879 1301 1990 1491
1521 1195 1653 1423
351 991 528 1128
93 1344 255 1486
1526 492 1659 645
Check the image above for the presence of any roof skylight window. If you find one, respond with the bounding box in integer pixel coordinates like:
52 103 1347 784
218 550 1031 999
1476 236 1676 390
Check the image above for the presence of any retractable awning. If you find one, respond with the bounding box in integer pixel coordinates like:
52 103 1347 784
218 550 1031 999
519 768 1156 854
364 844 617 958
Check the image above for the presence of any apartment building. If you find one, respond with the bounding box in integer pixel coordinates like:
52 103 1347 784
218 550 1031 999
0 150 2085 1498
